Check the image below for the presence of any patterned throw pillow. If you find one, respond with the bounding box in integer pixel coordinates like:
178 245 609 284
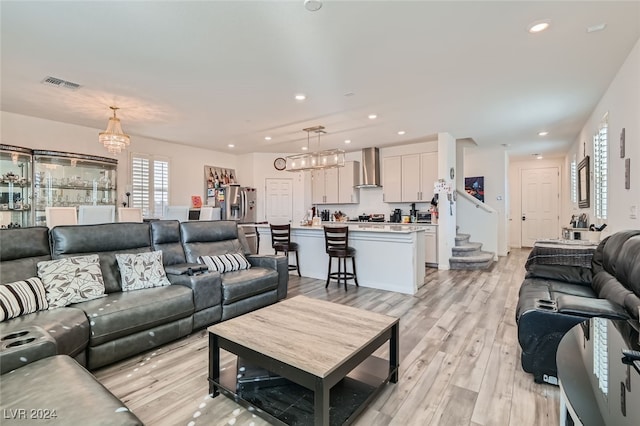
197 253 251 273
115 251 171 292
37 254 106 309
0 277 49 321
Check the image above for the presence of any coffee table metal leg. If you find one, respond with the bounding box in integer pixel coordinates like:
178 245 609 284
314 378 330 426
209 333 220 396
390 322 399 383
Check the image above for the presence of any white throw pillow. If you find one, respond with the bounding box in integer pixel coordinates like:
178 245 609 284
37 254 106 309
197 253 251 273
0 277 49 321
115 251 171 291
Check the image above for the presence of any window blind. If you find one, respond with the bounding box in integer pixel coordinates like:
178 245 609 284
594 114 608 220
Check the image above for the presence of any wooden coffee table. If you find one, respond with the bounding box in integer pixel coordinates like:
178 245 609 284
208 295 399 426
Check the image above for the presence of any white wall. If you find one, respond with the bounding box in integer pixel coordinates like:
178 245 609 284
564 38 640 237
463 145 509 255
1 111 237 209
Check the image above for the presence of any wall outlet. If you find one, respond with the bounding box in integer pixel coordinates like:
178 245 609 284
631 205 638 219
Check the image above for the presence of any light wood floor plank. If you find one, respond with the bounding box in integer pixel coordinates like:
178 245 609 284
93 248 560 426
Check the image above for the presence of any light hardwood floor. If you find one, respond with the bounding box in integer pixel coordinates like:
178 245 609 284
94 248 559 426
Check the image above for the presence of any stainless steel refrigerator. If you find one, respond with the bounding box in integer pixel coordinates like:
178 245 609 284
213 185 257 223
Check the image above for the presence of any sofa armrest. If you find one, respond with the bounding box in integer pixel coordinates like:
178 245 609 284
168 271 222 311
246 254 288 300
556 294 630 320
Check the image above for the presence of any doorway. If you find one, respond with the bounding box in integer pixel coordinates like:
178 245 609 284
265 178 293 224
521 167 560 246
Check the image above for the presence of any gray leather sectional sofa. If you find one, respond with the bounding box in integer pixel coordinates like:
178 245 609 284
516 230 640 384
0 220 287 424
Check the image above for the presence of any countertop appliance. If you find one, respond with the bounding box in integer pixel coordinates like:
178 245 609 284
416 211 432 223
358 213 386 222
391 209 402 223
211 185 257 223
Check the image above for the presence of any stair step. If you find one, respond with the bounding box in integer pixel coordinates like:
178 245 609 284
455 234 470 245
449 251 494 270
452 242 483 256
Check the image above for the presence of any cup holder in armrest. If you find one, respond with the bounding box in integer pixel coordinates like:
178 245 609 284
1 330 30 341
535 299 557 311
6 337 37 347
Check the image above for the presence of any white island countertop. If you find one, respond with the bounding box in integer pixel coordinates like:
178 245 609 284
256 223 427 294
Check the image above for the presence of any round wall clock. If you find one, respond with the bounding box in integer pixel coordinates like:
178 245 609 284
274 157 286 171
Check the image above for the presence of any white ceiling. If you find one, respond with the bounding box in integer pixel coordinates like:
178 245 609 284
1 1 639 159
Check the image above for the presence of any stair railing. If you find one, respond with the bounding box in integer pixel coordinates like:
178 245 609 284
456 189 498 259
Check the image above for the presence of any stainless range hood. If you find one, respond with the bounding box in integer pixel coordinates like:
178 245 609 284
356 147 382 188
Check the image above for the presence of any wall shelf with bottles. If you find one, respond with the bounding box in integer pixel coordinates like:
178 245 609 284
0 144 33 228
32 150 117 227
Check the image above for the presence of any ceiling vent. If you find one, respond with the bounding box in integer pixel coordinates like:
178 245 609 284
41 76 81 90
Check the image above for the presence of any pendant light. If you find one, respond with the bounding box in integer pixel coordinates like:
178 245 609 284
99 106 130 154
285 126 345 172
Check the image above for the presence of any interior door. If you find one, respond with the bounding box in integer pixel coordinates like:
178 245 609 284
521 167 559 246
265 178 293 225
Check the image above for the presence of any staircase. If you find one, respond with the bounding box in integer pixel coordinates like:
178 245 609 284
449 232 494 270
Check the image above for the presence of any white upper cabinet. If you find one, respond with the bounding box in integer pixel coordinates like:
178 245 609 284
382 156 402 202
338 161 360 204
383 152 438 203
312 161 359 204
420 152 438 202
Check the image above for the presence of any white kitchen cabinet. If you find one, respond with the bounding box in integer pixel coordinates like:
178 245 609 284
338 161 360 204
424 225 438 266
401 152 438 202
311 167 339 204
420 152 438 203
401 154 421 201
382 156 402 202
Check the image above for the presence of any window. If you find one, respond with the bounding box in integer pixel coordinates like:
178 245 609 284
131 153 169 217
593 113 608 220
570 154 577 203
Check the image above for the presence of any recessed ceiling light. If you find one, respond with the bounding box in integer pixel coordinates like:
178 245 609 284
368 114 377 120
344 139 351 144
528 19 551 33
536 155 544 160
587 23 607 33
264 136 272 141
304 0 322 12
344 92 355 97
501 143 511 147
295 94 306 101
302 146 308 151
228 144 235 148
397 130 406 135
538 131 548 136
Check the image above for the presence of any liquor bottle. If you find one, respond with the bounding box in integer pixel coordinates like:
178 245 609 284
214 170 220 188
223 170 229 185
229 171 235 184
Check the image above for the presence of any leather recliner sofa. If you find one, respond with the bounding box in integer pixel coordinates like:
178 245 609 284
0 220 288 423
516 230 640 384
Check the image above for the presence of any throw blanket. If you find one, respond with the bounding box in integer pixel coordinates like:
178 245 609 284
525 239 598 270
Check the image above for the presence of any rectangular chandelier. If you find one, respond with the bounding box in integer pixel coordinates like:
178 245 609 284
285 149 346 172
285 125 345 172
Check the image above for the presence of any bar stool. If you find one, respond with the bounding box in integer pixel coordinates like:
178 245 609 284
323 226 359 291
270 223 300 276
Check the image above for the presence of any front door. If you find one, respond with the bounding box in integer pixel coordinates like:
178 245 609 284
265 178 293 225
521 167 560 246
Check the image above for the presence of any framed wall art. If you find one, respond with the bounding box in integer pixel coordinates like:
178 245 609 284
578 156 590 208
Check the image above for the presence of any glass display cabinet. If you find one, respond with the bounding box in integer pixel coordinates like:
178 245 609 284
0 144 33 228
32 150 117 227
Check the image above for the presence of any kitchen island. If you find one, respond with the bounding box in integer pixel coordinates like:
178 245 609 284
256 223 426 295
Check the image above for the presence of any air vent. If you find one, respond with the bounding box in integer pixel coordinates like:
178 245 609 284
41 76 81 90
